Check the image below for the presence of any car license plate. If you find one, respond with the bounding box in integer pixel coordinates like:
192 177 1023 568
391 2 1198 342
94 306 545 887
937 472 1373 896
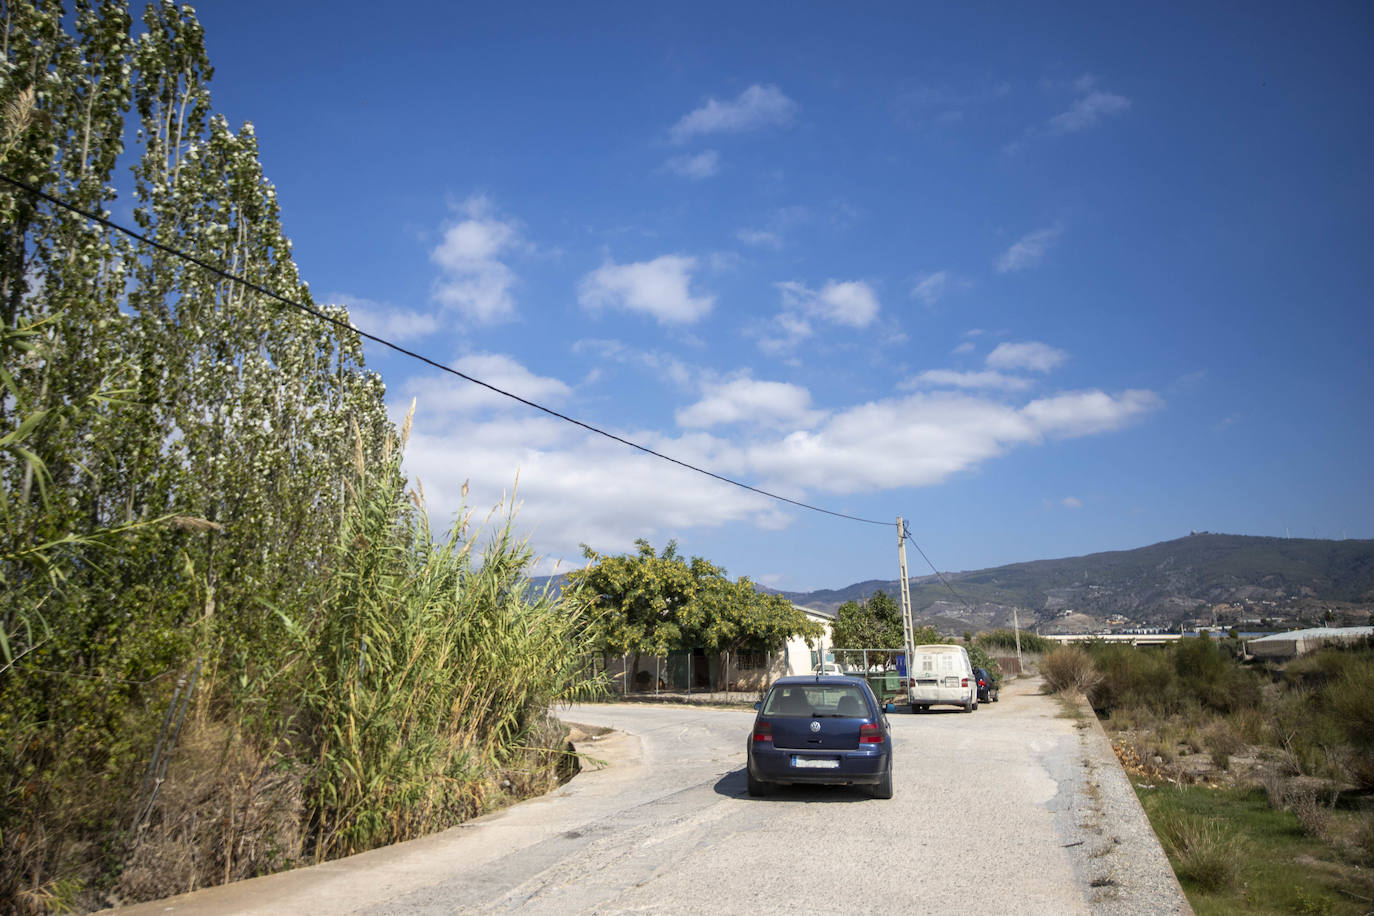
792 756 840 769
943 676 960 687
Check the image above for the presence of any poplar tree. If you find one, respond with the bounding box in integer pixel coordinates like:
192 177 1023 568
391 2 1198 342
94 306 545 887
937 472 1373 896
1 1 392 900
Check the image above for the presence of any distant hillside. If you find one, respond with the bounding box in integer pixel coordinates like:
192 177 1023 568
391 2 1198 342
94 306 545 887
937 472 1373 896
770 533 1374 631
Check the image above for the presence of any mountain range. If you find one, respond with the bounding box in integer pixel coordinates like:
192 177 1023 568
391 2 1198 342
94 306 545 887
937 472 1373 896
766 533 1374 632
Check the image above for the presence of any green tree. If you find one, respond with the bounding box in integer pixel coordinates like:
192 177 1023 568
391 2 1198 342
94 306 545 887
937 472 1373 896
693 566 822 685
0 1 393 901
567 542 822 687
566 539 698 676
831 590 905 662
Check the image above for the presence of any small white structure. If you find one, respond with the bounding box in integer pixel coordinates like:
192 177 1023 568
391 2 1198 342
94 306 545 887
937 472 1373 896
1245 626 1374 659
781 604 836 675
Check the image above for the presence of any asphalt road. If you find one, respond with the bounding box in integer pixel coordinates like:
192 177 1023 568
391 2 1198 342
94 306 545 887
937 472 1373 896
110 678 1190 915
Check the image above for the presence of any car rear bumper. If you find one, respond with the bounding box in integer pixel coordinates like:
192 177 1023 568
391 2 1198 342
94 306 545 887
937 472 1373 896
749 745 889 785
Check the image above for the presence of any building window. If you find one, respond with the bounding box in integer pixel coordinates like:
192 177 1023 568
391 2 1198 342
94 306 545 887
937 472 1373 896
738 651 766 670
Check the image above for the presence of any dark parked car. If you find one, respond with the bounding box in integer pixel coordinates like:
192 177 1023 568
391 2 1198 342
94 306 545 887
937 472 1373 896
746 675 894 799
973 667 999 703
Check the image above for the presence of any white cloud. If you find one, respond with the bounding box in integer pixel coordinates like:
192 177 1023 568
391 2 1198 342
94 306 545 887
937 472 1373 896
995 225 1063 273
758 280 880 354
399 353 572 415
911 270 951 306
579 255 714 324
952 341 977 355
736 228 783 249
430 196 523 324
331 293 439 342
756 311 815 355
401 417 789 570
1004 77 1130 155
1062 496 1084 509
1048 90 1131 134
986 341 1067 373
677 377 825 429
1022 389 1161 437
906 369 1032 391
777 279 880 328
670 84 798 144
572 338 694 389
662 149 720 179
745 387 1160 494
912 271 972 306
397 365 1161 573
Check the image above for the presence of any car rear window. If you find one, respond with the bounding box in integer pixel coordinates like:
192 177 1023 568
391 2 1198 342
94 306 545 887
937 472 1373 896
762 684 870 718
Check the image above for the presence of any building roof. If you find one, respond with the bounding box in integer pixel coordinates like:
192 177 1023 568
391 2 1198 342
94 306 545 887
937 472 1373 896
793 604 838 621
1246 626 1373 643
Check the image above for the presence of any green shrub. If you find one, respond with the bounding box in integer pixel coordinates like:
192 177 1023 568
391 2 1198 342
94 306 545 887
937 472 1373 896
966 643 1000 679
976 628 1054 654
1354 814 1374 866
1327 655 1374 778
1173 635 1264 715
1158 813 1245 892
1041 646 1101 694
1198 718 1239 771
1087 643 1179 714
1269 647 1374 785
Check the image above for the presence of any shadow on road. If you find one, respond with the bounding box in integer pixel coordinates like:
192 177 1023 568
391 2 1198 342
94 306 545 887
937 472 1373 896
712 769 878 803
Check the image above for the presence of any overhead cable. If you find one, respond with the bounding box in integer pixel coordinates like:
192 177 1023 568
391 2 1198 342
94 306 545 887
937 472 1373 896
902 519 978 612
0 171 891 527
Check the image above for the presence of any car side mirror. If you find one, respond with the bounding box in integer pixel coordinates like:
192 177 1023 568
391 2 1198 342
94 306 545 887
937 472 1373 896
753 702 760 710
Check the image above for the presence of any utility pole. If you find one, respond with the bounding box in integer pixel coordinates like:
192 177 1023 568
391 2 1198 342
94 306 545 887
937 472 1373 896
1012 607 1024 673
897 517 915 687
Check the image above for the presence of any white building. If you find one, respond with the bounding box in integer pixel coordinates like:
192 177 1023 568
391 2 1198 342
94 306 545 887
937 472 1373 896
1245 626 1374 659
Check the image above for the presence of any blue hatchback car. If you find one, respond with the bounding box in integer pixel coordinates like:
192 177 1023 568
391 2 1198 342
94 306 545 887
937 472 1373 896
746 675 894 799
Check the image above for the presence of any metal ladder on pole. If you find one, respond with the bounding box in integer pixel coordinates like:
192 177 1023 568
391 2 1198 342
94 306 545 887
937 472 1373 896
897 516 914 703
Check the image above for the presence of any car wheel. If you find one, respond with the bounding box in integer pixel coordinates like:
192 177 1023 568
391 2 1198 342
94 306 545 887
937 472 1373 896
747 766 769 798
992 690 999 702
963 697 973 713
869 762 893 799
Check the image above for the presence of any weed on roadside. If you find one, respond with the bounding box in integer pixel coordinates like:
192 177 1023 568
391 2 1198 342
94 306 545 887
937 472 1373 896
1138 785 1374 914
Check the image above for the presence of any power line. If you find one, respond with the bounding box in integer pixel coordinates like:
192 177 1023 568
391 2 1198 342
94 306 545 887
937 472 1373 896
901 519 978 613
0 171 891 527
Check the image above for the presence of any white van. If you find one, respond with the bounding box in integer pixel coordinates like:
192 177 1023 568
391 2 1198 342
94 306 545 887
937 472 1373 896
905 644 977 713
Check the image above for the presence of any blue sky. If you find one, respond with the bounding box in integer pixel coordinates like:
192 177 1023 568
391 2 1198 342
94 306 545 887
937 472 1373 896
192 2 1373 590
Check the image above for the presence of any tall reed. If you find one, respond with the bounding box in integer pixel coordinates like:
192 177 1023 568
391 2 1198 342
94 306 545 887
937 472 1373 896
284 418 600 859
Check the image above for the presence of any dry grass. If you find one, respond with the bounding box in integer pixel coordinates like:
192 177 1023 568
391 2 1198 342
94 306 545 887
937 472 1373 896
112 721 304 906
1157 813 1245 892
1041 645 1103 695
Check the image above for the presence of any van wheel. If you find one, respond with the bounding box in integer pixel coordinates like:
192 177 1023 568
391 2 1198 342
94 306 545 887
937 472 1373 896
963 698 973 713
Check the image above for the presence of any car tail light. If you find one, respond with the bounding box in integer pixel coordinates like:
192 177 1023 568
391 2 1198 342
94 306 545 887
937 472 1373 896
978 678 986 687
859 722 883 744
961 677 968 687
752 720 773 743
